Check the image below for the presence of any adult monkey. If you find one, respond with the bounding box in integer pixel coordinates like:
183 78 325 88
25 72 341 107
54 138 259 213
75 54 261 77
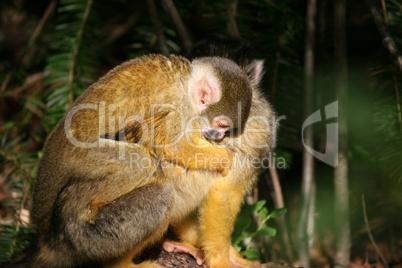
9 41 276 268
10 53 259 268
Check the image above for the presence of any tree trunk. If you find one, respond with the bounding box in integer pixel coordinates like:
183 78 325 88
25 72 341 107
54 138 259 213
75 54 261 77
297 0 316 267
333 0 351 267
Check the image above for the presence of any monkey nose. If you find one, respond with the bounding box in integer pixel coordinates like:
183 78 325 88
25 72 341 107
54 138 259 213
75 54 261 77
203 129 223 141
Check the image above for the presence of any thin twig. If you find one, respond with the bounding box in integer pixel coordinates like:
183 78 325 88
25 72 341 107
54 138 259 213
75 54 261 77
104 15 140 45
9 181 32 258
224 0 240 38
68 0 93 107
264 0 280 10
23 0 58 66
391 67 402 135
380 1 402 134
147 0 169 56
366 0 402 73
0 150 33 258
267 158 294 262
160 0 192 52
271 33 282 103
380 0 388 25
232 0 238 17
1 73 11 91
29 0 58 46
361 195 390 268
0 149 31 175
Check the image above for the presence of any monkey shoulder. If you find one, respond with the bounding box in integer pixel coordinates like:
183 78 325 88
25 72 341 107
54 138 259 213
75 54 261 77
75 54 192 105
104 54 191 85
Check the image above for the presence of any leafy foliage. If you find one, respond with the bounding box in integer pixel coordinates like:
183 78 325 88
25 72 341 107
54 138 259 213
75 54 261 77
44 0 100 129
0 0 101 260
232 200 286 261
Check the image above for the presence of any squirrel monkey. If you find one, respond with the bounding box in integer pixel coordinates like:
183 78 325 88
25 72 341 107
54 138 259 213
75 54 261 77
158 39 277 268
10 54 255 267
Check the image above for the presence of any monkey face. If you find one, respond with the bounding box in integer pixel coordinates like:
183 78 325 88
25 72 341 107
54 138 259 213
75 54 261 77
189 57 252 141
202 116 230 141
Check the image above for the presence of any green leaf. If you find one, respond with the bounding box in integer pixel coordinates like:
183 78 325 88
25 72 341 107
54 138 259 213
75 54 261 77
269 208 287 218
232 232 250 246
253 200 266 212
3 122 14 129
242 248 261 261
258 207 269 220
235 215 252 233
258 226 277 237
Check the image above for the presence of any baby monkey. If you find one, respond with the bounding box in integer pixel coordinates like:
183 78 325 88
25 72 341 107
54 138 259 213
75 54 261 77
10 54 255 267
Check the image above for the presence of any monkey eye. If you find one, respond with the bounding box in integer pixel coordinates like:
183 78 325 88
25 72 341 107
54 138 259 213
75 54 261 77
218 122 229 129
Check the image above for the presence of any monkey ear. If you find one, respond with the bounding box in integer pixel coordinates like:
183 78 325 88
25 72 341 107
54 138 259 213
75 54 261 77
193 82 220 111
198 86 212 110
246 60 265 87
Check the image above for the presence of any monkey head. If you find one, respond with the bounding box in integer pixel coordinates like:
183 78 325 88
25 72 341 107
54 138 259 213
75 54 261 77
188 57 252 141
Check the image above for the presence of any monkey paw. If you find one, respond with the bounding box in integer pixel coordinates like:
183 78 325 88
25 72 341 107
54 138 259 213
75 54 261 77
162 240 207 267
215 149 234 176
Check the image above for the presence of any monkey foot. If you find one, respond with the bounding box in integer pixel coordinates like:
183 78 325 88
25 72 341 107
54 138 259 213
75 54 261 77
162 240 206 267
229 246 262 268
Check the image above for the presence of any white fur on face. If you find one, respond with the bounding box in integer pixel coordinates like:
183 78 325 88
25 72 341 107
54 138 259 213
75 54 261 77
188 62 222 113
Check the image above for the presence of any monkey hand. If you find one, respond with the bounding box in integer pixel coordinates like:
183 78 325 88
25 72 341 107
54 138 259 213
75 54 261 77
211 147 233 177
188 132 234 176
161 135 233 176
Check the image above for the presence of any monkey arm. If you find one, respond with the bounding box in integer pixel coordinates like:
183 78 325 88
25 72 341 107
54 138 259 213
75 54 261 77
160 133 233 176
106 114 233 176
106 105 234 176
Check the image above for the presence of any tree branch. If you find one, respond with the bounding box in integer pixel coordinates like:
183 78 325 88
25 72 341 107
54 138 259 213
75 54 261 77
160 0 192 52
141 245 296 267
147 0 169 56
224 0 240 38
29 0 57 46
365 0 402 73
68 0 93 106
361 195 390 268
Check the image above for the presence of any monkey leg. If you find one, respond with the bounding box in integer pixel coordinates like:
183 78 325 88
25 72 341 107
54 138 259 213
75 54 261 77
161 133 233 176
200 178 251 268
171 211 201 247
43 181 173 267
164 212 206 266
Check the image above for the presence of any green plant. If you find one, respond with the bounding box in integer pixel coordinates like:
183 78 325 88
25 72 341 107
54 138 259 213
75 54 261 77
232 200 287 261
